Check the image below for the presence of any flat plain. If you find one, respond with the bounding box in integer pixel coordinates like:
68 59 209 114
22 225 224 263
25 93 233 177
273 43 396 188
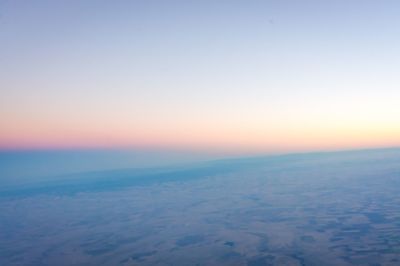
1 149 400 265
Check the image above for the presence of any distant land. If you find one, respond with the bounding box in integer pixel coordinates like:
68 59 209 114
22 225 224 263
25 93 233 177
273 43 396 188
1 147 400 265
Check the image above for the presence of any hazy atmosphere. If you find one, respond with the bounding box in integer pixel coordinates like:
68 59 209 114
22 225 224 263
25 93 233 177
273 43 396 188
1 1 400 266
1 0 400 153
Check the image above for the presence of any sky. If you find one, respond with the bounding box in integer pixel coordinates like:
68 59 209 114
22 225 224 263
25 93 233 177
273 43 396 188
1 0 400 155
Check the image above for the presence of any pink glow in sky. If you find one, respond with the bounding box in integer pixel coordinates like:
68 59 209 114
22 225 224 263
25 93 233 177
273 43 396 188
1 1 400 154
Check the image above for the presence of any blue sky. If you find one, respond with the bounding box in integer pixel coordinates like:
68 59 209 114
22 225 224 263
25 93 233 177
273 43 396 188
1 0 400 152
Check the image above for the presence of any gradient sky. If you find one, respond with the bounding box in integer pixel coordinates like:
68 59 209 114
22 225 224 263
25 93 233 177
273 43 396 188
1 0 400 154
